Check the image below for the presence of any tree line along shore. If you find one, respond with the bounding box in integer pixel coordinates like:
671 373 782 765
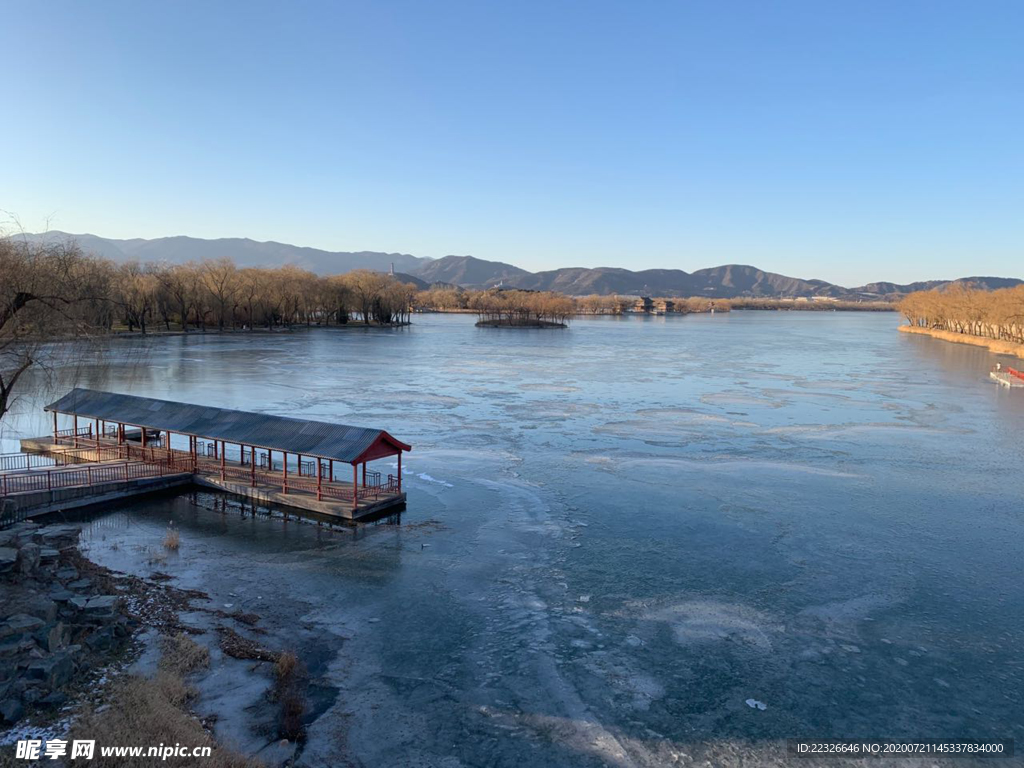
899 284 1024 359
414 287 894 318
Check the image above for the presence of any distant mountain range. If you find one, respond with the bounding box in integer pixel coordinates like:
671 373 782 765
11 231 430 275
410 255 1020 300
10 232 1021 300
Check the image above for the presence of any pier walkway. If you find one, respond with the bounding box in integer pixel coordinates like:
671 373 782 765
6 389 412 522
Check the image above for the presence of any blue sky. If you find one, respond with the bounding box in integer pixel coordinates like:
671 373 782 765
2 1 1021 285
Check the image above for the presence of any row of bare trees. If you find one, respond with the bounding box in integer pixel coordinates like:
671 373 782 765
414 288 730 316
900 284 1024 343
0 237 419 420
110 261 417 332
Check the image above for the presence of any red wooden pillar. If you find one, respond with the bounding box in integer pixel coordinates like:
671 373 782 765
282 451 288 493
52 411 58 444
362 463 367 485
316 458 322 501
329 459 333 482
352 463 358 510
95 418 100 448
250 446 256 487
397 451 402 492
73 414 78 447
220 441 226 481
297 454 303 477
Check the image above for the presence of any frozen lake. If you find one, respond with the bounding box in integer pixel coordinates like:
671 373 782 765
4 311 1023 766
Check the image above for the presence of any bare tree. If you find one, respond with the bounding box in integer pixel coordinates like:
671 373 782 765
0 238 107 419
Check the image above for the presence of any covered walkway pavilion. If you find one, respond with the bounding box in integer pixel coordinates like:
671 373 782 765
37 388 411 518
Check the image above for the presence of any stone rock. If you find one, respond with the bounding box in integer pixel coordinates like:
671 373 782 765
68 597 89 611
84 595 119 613
26 652 74 689
35 623 68 653
7 522 40 546
40 690 67 708
67 578 92 591
21 686 45 704
17 543 41 575
0 697 24 723
0 547 17 573
0 638 22 658
55 567 78 581
48 588 75 603
0 530 16 548
85 627 114 651
38 547 60 563
38 524 81 546
24 597 58 623
5 614 45 635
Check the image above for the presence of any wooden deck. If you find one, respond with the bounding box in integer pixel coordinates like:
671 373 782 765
16 435 406 521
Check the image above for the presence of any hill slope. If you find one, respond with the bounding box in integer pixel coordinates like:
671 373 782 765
413 255 530 287
10 232 431 275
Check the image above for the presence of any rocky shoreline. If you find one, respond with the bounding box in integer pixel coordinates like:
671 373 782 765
1 518 319 766
0 522 134 727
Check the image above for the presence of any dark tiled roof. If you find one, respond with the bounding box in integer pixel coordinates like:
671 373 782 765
45 388 410 464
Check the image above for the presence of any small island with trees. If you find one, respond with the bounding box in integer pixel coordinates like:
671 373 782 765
470 289 575 328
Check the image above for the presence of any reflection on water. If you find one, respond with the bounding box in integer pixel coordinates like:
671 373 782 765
11 313 1024 766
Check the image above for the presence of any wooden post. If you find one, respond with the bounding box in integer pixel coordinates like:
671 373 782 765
297 454 302 477
250 446 256 487
397 451 402 492
95 418 100 448
73 414 78 447
316 458 322 501
329 459 334 482
362 463 367 486
352 463 358 510
52 411 57 444
220 441 226 481
282 451 288 493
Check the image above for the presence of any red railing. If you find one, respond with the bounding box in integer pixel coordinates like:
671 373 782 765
1008 367 1024 382
0 459 185 497
10 434 401 506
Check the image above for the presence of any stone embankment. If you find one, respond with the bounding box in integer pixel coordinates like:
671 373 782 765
0 522 132 726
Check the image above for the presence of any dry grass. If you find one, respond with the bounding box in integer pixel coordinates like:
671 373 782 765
163 526 181 550
275 651 298 682
273 651 306 742
160 633 211 677
69 654 261 768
